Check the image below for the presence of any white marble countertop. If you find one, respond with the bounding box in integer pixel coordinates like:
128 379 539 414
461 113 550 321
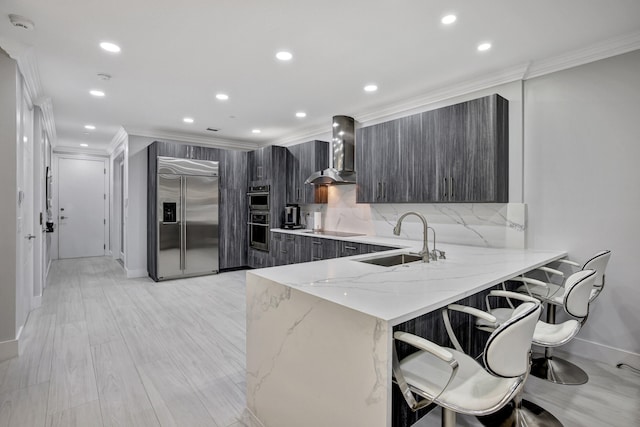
254 230 566 325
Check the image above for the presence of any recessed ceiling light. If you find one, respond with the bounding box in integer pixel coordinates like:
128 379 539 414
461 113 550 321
89 89 105 97
295 112 306 118
99 42 121 53
183 117 194 123
80 143 89 147
252 129 261 134
216 93 229 101
364 84 378 92
477 42 492 52
441 14 457 25
276 51 293 61
84 124 96 130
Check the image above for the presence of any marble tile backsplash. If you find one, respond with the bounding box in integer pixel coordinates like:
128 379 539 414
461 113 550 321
300 185 526 249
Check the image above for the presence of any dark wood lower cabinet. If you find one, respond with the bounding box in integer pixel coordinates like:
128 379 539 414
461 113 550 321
269 232 401 265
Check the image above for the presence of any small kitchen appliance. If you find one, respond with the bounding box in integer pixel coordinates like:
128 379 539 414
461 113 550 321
283 204 302 229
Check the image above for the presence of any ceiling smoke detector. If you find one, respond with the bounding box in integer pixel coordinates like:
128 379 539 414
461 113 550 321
97 73 112 81
9 14 35 31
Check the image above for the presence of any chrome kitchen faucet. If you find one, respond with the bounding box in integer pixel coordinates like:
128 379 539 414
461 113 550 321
393 212 442 263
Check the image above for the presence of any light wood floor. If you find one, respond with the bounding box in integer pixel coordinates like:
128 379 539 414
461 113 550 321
1 257 638 427
0 257 258 427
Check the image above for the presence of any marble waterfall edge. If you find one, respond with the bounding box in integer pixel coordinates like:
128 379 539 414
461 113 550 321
300 185 526 249
246 272 391 427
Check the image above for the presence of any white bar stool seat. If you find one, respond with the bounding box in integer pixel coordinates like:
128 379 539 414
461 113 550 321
393 301 542 427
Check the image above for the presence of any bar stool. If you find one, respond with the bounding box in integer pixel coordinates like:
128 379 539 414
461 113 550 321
516 250 610 304
475 270 595 426
514 252 609 385
393 300 542 427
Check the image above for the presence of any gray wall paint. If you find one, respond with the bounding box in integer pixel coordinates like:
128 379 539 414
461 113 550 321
524 49 640 358
0 50 18 343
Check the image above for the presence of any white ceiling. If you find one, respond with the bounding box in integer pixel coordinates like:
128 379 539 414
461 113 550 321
1 0 640 152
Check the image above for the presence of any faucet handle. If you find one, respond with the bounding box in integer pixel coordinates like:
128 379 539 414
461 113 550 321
437 250 446 260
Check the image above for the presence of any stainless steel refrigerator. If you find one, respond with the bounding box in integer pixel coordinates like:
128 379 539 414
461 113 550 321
156 156 219 280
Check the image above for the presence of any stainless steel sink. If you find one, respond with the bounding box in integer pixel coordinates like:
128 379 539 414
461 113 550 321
358 253 423 267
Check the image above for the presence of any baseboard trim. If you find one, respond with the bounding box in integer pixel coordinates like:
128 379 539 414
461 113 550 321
245 409 266 427
0 326 24 362
32 295 42 310
560 337 640 368
125 267 148 279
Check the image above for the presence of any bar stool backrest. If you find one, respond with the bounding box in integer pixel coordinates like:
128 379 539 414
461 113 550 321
483 301 541 378
563 269 597 318
582 250 611 288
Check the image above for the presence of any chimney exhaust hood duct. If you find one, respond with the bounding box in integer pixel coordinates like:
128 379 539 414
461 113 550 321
305 115 357 185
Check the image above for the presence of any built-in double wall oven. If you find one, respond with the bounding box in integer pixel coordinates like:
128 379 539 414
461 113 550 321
248 185 270 252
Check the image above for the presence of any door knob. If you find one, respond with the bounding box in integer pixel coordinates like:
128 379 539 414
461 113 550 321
60 216 67 219
26 234 36 240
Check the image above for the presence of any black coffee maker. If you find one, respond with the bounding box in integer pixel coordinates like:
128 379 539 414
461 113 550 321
283 204 302 229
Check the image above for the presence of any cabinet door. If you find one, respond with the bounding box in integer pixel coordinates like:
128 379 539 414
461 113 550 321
219 150 248 269
433 103 462 202
286 145 301 204
455 95 504 202
445 95 508 202
301 141 329 204
296 235 312 263
356 127 376 203
274 233 296 265
287 141 330 204
249 147 271 182
356 122 399 203
310 238 339 261
417 110 439 201
283 234 296 264
322 239 340 260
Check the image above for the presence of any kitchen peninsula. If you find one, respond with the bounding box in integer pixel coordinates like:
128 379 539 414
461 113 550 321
246 236 566 427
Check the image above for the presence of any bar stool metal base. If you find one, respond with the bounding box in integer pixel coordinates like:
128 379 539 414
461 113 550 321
531 355 589 385
477 399 563 427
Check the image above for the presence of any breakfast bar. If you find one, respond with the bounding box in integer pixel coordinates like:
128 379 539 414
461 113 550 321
245 240 566 427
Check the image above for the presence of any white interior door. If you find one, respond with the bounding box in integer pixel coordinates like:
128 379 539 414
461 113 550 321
58 157 107 258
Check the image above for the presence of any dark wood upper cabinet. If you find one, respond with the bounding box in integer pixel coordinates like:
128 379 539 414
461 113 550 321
286 140 330 204
356 94 508 203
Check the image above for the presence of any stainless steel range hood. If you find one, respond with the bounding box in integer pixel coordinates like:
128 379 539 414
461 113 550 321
305 115 357 185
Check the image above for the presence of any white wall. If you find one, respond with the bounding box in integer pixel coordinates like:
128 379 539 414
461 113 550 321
0 50 19 354
524 49 640 362
124 135 149 277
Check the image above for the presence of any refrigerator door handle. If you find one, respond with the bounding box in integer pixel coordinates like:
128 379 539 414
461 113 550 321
180 176 186 271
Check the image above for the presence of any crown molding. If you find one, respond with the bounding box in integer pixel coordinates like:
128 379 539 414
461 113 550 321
107 127 128 155
36 97 57 147
124 127 259 151
268 124 330 147
0 37 58 145
524 30 640 80
267 64 530 146
353 63 529 126
270 32 640 145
